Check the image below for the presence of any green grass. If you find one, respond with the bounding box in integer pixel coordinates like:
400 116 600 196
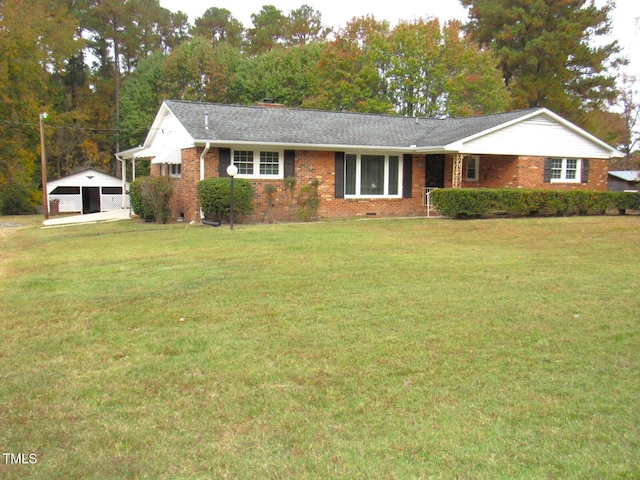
1 215 639 479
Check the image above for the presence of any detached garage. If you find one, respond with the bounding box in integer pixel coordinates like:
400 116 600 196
47 168 130 214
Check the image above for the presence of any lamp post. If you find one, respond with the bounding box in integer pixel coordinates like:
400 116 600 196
39 112 49 220
226 164 238 229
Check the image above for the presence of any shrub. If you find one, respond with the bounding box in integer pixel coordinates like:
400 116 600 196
431 188 639 218
129 178 155 222
130 176 173 224
296 179 320 221
198 177 254 223
430 188 497 218
611 191 640 214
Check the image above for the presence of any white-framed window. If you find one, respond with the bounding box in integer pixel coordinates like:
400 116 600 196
465 155 479 181
344 153 402 197
232 149 283 179
169 164 181 178
550 158 581 183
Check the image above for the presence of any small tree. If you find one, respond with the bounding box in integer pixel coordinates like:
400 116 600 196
262 184 277 223
283 176 297 221
296 178 320 221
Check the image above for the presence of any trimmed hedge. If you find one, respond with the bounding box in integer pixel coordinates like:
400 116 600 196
431 188 640 218
198 177 254 222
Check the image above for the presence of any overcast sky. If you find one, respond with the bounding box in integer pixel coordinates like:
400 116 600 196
159 0 638 77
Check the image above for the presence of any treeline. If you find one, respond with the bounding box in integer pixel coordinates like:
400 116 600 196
0 0 632 213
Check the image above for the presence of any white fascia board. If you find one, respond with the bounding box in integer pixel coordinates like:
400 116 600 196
193 139 416 153
115 145 145 159
141 102 172 148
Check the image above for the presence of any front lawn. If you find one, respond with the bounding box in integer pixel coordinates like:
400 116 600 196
1 216 638 478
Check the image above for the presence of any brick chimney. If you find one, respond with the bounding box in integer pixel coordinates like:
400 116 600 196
254 98 287 108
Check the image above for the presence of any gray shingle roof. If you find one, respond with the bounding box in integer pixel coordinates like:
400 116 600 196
164 100 540 149
608 170 640 181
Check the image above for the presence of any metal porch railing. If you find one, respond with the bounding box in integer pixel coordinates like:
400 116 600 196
421 187 439 217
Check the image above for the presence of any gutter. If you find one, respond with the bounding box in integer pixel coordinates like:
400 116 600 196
199 142 210 220
114 153 128 209
192 139 426 154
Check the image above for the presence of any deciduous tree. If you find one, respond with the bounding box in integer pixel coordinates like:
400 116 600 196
303 16 393 113
0 0 80 210
617 74 640 166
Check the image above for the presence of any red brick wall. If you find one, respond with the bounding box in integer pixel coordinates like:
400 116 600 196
160 149 429 222
155 149 610 222
444 155 609 191
245 151 427 222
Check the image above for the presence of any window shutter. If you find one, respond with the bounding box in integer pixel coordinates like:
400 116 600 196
335 152 345 198
284 150 295 178
403 154 413 198
581 159 590 183
543 158 552 183
219 148 231 177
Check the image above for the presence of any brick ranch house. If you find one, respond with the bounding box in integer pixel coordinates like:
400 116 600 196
116 100 624 222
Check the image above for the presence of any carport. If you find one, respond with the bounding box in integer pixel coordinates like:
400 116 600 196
47 168 130 214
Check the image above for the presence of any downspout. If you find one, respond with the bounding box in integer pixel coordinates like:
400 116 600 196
115 153 127 209
199 142 210 219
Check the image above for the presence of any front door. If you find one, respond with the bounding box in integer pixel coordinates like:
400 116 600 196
82 187 100 214
426 154 445 188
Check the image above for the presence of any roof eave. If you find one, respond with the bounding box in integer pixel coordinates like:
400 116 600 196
193 139 427 153
115 146 145 159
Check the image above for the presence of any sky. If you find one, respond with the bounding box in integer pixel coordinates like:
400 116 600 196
159 0 639 78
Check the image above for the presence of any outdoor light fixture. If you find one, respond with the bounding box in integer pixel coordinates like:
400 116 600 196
226 164 238 230
39 112 49 220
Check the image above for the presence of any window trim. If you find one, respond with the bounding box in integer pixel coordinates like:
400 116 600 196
465 155 479 182
169 164 182 178
549 158 582 183
231 148 284 179
344 152 404 198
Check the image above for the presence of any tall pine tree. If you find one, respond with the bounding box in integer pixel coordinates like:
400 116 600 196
461 0 624 124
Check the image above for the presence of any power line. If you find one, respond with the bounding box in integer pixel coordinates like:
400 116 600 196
0 119 119 132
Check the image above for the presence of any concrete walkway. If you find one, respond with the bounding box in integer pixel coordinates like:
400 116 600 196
43 209 132 227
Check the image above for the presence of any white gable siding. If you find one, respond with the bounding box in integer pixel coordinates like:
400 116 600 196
459 115 614 159
146 112 193 163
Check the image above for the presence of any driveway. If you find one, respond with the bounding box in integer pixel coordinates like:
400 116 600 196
42 209 132 227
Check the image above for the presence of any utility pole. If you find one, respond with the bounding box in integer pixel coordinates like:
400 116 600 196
39 112 49 220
